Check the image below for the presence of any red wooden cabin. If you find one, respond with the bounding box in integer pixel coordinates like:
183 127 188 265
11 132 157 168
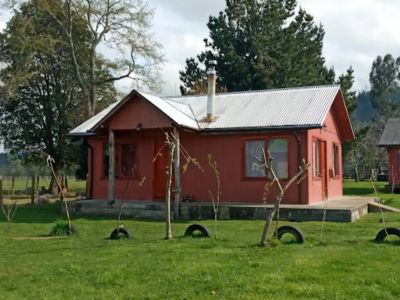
379 118 400 188
71 64 354 205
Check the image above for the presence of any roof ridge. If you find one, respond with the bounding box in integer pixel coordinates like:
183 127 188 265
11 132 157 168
163 84 340 99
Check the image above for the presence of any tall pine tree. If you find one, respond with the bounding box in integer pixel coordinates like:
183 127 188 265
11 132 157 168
180 0 335 95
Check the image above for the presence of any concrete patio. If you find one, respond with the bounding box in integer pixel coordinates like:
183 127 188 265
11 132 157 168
68 196 399 222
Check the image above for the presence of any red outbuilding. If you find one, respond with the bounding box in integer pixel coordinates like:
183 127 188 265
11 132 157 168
71 63 354 206
379 118 400 189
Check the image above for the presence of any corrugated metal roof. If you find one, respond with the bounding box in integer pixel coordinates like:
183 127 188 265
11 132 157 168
140 92 198 129
167 85 340 130
70 85 341 135
379 118 400 146
69 100 121 135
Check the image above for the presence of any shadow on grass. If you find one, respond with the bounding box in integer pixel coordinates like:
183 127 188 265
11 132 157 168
343 186 374 196
371 239 400 246
0 203 62 224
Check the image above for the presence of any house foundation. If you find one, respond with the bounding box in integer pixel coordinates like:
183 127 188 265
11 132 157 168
66 196 386 223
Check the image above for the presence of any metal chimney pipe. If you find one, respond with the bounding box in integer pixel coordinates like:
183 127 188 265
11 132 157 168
207 60 217 122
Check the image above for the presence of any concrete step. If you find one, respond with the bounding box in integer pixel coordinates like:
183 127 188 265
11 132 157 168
71 199 165 211
368 202 400 213
65 200 167 220
72 206 165 220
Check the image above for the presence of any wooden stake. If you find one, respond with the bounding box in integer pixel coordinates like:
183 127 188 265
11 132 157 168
165 139 175 240
108 128 115 202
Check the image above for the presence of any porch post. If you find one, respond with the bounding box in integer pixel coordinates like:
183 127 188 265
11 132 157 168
108 128 115 201
173 127 181 218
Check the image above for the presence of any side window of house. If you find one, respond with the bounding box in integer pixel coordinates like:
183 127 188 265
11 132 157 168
313 139 321 177
333 143 340 177
245 140 265 177
268 139 288 179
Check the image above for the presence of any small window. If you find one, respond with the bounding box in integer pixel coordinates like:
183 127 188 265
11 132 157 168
268 139 288 179
245 140 265 177
120 144 137 177
333 144 340 177
313 140 321 177
104 143 137 177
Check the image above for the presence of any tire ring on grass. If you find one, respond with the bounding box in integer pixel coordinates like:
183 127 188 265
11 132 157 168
110 227 132 240
374 227 400 242
184 224 211 238
273 225 305 244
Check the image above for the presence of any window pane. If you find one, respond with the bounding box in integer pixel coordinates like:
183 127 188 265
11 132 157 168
121 144 137 176
313 140 321 177
245 140 265 177
269 139 288 179
333 144 339 177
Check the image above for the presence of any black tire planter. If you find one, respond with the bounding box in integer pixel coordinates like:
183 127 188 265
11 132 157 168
273 225 305 244
375 227 400 242
184 224 211 238
110 226 132 240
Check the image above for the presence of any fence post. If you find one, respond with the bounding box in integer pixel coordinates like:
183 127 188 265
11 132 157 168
0 175 3 205
31 175 35 205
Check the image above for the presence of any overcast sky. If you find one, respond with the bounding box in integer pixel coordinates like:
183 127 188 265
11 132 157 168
1 0 400 96
147 0 400 96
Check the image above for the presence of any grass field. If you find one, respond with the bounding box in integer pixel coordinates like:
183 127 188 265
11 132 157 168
0 180 399 299
0 177 86 196
343 179 400 208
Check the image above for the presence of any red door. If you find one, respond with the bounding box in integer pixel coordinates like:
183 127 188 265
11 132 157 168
154 140 167 200
321 141 328 200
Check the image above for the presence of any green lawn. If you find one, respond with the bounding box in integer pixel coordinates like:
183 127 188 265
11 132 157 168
343 179 400 208
0 177 86 196
1 200 400 299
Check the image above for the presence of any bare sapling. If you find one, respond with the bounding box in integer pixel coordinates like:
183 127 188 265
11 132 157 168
208 154 221 239
46 155 72 233
153 130 203 240
116 175 146 228
259 149 309 247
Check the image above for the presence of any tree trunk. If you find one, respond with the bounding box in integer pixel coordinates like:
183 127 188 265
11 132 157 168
25 176 29 192
0 175 3 205
31 176 35 205
11 177 15 195
49 167 61 196
36 176 40 195
354 164 359 182
64 176 69 192
260 201 280 247
60 175 65 202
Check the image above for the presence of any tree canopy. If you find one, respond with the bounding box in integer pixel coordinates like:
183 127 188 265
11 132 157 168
179 0 336 95
0 0 113 177
369 54 400 112
3 0 164 118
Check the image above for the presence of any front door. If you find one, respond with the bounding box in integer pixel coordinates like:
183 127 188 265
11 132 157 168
321 141 328 200
154 139 168 200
